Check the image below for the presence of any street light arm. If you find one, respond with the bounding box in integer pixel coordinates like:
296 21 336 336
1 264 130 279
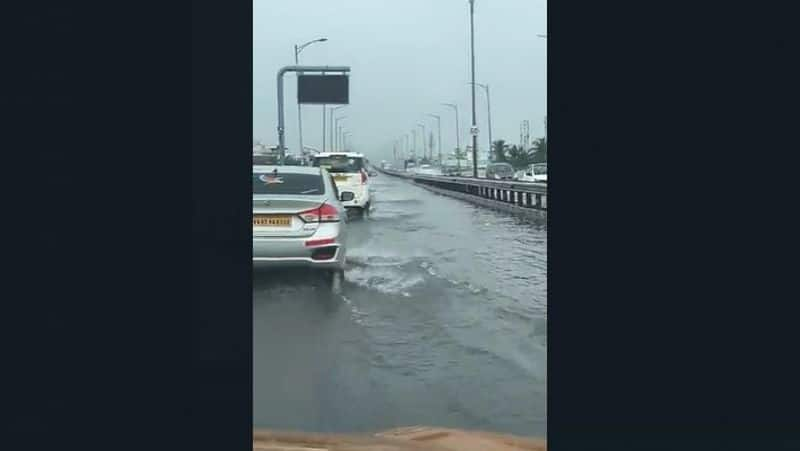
296 37 328 54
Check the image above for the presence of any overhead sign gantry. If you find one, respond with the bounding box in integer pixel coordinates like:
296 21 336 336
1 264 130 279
276 65 350 164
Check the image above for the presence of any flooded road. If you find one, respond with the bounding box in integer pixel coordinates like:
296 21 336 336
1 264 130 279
253 174 547 437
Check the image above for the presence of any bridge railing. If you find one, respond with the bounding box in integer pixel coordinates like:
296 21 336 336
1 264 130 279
411 174 547 211
376 167 547 212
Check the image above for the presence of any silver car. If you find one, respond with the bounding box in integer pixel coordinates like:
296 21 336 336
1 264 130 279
252 165 354 291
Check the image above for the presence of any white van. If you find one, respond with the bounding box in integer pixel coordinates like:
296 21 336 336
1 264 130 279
515 163 547 183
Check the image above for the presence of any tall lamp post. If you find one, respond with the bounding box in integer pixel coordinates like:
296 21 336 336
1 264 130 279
442 103 460 156
443 103 461 174
329 106 346 152
539 35 547 152
467 0 479 177
427 114 442 164
411 129 417 162
334 115 347 151
417 123 427 161
293 37 328 156
469 82 492 160
342 132 352 151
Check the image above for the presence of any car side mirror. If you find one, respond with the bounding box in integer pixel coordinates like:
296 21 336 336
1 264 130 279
340 191 355 202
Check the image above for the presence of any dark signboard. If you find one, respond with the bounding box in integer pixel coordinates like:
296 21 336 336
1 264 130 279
297 75 349 105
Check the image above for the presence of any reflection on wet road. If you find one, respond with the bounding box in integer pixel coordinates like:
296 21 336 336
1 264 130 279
253 174 547 437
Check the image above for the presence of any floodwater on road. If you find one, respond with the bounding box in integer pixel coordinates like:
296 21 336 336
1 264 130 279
253 173 547 437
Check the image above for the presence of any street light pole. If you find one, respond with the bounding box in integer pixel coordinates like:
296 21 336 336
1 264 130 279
411 129 417 162
330 106 346 152
442 103 460 155
293 37 328 157
470 83 492 160
417 123 426 161
334 116 346 151
427 114 442 164
468 0 478 177
343 132 351 150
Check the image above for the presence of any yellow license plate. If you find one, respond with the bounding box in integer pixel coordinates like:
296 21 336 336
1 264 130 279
334 175 349 182
253 215 291 227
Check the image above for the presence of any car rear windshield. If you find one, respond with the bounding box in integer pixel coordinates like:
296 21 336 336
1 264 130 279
491 164 514 173
312 156 364 173
252 172 325 195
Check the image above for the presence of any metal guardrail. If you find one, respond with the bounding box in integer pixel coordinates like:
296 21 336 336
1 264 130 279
376 167 547 212
412 174 547 194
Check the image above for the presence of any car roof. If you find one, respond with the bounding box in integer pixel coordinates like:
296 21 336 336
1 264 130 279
313 152 365 158
253 165 322 175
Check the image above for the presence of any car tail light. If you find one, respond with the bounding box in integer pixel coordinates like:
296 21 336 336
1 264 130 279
305 238 336 247
298 203 341 223
360 169 367 184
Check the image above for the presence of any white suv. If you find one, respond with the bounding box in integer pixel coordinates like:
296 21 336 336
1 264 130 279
312 152 372 213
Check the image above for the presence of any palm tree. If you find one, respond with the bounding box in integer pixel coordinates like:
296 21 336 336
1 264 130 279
491 139 508 162
530 137 547 164
506 145 534 169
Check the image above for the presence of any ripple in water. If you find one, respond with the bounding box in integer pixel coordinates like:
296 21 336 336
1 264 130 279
344 265 425 297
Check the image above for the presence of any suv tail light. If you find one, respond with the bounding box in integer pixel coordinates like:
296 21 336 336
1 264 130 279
298 203 341 223
360 169 368 184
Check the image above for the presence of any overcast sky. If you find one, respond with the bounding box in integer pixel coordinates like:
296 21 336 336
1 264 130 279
254 0 546 161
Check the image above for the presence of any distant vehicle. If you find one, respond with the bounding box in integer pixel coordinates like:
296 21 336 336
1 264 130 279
414 164 442 176
485 162 515 180
515 163 547 183
311 152 372 214
252 165 353 291
253 154 279 165
441 159 467 176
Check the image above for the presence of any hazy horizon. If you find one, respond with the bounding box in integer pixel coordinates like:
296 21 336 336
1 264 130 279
254 0 546 161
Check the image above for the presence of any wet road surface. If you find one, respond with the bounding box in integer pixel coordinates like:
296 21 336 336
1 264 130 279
253 173 547 437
